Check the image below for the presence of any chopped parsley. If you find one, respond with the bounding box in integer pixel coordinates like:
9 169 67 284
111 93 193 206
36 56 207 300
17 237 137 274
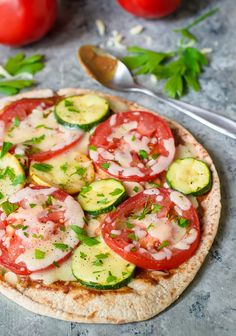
35 249 45 259
1 201 18 215
71 226 100 246
12 174 25 186
0 142 12 158
177 217 190 228
79 251 87 260
35 124 53 130
29 203 36 208
106 271 117 283
32 163 53 172
138 149 148 160
95 253 109 260
24 134 45 145
32 233 44 239
53 261 60 268
73 167 86 176
131 135 136 141
127 233 138 241
64 99 74 107
60 162 69 172
133 186 139 193
97 198 109 205
125 222 134 229
151 204 163 214
53 243 69 251
89 145 97 151
157 241 170 250
101 163 110 170
146 223 154 231
109 188 123 196
0 192 4 200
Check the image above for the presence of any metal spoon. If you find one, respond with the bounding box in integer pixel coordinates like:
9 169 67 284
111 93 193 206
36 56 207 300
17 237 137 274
78 45 236 140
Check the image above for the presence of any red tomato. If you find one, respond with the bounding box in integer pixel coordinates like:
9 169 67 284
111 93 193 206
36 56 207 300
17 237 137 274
89 111 175 182
117 0 181 19
0 97 83 162
0 186 82 275
0 0 57 46
102 188 200 270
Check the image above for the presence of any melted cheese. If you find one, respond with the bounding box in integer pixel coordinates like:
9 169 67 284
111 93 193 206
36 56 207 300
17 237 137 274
30 258 76 285
9 187 56 203
107 121 138 141
4 107 82 152
150 138 175 175
170 191 191 211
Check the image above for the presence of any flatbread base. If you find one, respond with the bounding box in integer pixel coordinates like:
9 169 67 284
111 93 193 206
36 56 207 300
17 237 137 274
0 89 221 323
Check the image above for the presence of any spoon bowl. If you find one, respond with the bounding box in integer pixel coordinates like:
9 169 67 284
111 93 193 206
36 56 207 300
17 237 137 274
78 45 236 139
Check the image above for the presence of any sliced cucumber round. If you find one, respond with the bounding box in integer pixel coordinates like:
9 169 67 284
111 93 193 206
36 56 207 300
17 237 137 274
55 94 110 131
166 157 212 196
77 179 126 215
0 153 25 204
72 239 135 290
30 151 95 194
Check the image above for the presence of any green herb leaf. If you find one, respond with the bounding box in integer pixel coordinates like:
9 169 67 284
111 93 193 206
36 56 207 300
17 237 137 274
177 217 190 228
151 204 163 214
127 233 138 241
89 145 97 151
35 249 45 259
101 163 110 170
0 192 4 200
32 163 53 172
60 163 68 172
138 149 148 160
24 134 45 145
157 241 170 250
109 188 123 196
12 174 25 186
0 142 12 158
95 253 109 260
106 271 117 283
71 226 100 246
53 243 69 251
1 201 18 215
4 53 44 76
80 251 87 260
125 222 134 229
133 186 139 193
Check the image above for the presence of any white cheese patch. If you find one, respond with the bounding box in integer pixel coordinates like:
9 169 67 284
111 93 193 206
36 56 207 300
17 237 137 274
107 121 138 141
4 107 82 152
170 191 191 211
114 148 133 167
122 167 144 178
95 19 106 36
109 114 117 126
143 189 160 196
9 187 56 204
30 258 76 285
174 229 198 250
130 25 144 35
124 133 150 153
150 138 175 175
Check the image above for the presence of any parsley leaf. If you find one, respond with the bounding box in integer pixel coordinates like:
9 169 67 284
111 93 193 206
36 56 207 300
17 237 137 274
138 149 148 160
109 188 123 196
12 174 26 186
32 163 53 172
106 271 117 283
123 8 218 99
101 163 110 170
177 217 190 228
71 226 100 246
0 142 12 158
157 241 170 250
1 201 18 215
35 249 45 260
53 243 69 251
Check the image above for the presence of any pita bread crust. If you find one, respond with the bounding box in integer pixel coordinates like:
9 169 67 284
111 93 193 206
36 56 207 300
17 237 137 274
0 89 221 323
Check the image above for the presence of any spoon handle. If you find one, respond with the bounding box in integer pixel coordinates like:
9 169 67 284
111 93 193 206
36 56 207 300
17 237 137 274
131 87 236 140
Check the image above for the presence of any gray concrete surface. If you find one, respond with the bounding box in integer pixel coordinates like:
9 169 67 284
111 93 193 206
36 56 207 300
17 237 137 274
0 0 235 335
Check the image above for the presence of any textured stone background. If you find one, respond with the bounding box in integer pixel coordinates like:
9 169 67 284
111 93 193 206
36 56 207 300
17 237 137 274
0 0 235 335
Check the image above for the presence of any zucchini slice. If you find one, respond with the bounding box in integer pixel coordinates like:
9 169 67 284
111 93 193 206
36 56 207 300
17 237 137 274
72 239 135 290
166 158 212 196
0 153 25 204
77 179 126 215
30 151 95 194
55 94 110 131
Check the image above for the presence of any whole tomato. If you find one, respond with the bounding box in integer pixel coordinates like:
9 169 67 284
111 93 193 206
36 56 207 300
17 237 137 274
0 0 57 47
117 0 181 19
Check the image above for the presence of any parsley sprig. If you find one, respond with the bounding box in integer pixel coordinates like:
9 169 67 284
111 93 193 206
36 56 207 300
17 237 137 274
0 53 45 96
123 8 218 99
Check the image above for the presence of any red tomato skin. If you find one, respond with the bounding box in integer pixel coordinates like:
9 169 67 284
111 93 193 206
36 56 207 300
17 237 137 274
0 0 57 46
102 189 201 270
117 0 181 19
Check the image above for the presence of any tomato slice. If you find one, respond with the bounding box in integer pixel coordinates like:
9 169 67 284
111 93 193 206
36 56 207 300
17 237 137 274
0 186 84 275
0 97 83 162
89 111 175 182
102 188 200 270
